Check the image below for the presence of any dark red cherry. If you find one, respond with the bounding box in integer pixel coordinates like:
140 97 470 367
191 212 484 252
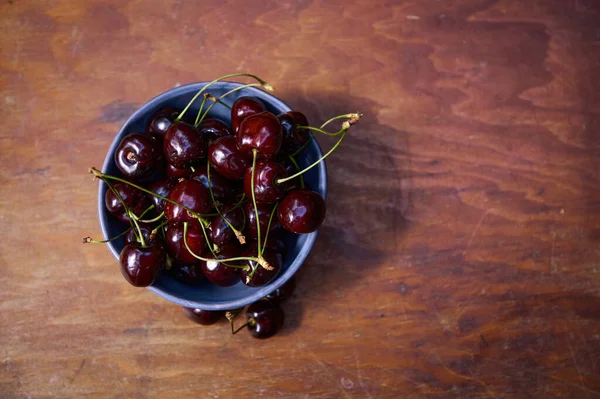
164 179 212 222
240 244 282 287
148 179 175 213
115 133 163 179
201 245 243 287
197 118 231 142
124 224 156 246
246 299 284 339
245 202 281 240
191 165 240 203
165 162 192 180
278 111 310 153
236 112 282 159
173 263 205 285
164 121 209 168
182 307 223 325
164 220 206 266
278 190 326 234
208 136 251 180
105 182 151 222
244 160 288 204
208 205 245 247
266 276 296 305
119 242 165 287
231 97 266 134
147 107 179 140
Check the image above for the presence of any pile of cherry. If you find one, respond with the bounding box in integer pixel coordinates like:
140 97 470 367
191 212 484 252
86 75 360 338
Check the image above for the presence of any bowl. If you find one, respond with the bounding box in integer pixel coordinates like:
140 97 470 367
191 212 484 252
97 82 327 310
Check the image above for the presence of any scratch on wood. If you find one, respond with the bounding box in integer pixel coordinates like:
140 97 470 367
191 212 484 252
434 353 498 399
69 359 86 383
463 209 493 256
567 337 587 397
345 307 373 398
551 231 557 273
480 334 489 347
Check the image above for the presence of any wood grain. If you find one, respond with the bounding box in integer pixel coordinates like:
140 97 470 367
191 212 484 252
1 0 600 398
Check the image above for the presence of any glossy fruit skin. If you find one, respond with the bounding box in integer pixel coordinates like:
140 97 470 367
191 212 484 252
244 160 288 204
246 299 284 339
119 242 165 287
201 245 243 287
124 224 156 246
197 118 232 142
148 179 175 213
240 245 282 287
278 190 326 234
182 307 223 325
265 275 296 305
208 136 251 180
164 220 206 266
164 121 208 168
147 107 178 140
164 179 212 222
165 162 192 180
278 111 310 153
105 182 151 223
208 206 245 247
236 112 283 159
191 165 239 204
231 97 266 134
115 133 163 180
173 263 205 285
245 202 281 240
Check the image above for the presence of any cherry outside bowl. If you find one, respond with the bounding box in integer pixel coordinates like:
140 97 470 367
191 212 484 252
97 82 327 311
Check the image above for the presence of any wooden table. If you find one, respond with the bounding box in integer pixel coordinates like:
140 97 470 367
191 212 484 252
2 1 599 397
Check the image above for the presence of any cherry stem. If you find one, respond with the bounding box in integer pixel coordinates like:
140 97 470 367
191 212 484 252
182 222 253 269
82 228 131 244
129 210 146 247
261 203 278 255
206 159 246 245
320 113 361 129
287 155 305 189
277 130 347 185
152 221 168 236
89 168 210 227
176 73 273 122
208 95 232 110
291 136 313 157
250 149 262 258
197 215 220 260
232 320 251 335
193 93 209 126
197 83 261 125
137 211 164 224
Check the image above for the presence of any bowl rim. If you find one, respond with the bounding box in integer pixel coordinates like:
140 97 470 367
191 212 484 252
97 81 327 310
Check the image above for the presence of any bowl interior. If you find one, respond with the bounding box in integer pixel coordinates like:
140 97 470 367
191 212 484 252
98 82 326 310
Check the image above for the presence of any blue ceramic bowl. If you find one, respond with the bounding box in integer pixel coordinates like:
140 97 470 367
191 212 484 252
98 82 326 310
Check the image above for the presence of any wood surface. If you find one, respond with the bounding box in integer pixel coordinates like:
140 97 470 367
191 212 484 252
1 0 600 398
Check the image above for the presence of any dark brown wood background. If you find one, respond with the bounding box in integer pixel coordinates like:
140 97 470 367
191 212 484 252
2 0 600 398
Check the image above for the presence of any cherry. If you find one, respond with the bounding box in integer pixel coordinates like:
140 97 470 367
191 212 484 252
119 242 165 287
105 182 151 222
165 162 192 180
197 118 232 142
182 307 223 325
201 245 243 287
244 160 288 204
278 111 310 153
148 179 175 213
164 179 212 222
246 299 284 339
164 121 209 168
240 244 282 287
115 133 162 180
124 223 156 246
265 276 296 305
278 189 326 234
172 263 205 285
164 220 206 266
245 202 281 240
208 205 245 247
231 97 266 134
236 112 282 159
208 136 251 180
147 107 178 140
191 165 240 203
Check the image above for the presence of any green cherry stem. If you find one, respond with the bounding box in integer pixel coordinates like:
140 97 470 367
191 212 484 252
250 149 262 258
287 155 305 189
206 159 246 244
129 210 146 247
197 83 261 125
193 93 209 126
232 320 252 335
137 211 164 224
207 95 232 110
176 73 273 122
261 203 278 255
82 228 131 244
89 168 210 228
